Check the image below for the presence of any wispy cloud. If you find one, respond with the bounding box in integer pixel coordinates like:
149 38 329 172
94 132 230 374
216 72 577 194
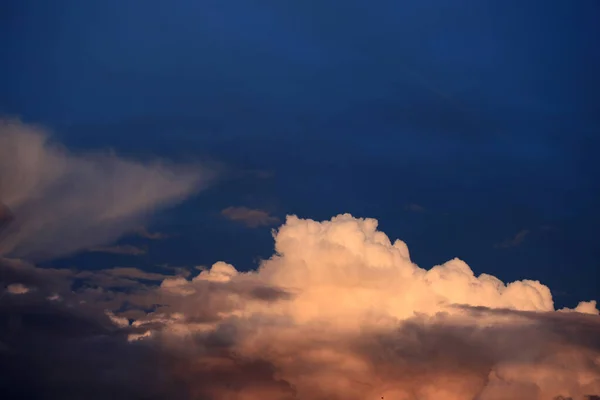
134 227 169 240
0 119 211 260
221 206 280 228
102 267 169 281
88 245 147 256
404 203 426 212
494 229 530 249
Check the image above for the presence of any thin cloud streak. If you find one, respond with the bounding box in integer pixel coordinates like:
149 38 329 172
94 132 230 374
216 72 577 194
405 203 426 213
221 206 280 228
494 229 530 249
88 245 147 256
135 227 169 240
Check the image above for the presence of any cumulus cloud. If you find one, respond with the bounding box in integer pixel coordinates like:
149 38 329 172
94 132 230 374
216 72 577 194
560 300 600 316
0 214 599 399
221 206 280 228
0 119 210 260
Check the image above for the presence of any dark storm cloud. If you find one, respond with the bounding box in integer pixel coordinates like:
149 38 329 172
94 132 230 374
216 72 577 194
2 277 599 400
0 296 184 400
354 308 600 400
0 258 296 399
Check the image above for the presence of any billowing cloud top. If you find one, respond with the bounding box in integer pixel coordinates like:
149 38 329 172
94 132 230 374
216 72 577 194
0 119 210 259
1 213 598 400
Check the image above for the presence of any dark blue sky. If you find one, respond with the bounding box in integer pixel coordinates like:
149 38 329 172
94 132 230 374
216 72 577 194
2 0 599 307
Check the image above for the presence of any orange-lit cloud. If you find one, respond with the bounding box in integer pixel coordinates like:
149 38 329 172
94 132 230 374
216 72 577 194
6 282 30 295
0 121 598 399
2 214 598 399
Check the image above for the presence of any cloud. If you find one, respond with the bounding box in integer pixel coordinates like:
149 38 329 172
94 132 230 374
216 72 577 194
88 244 147 256
1 214 598 399
0 119 211 260
494 229 530 249
559 300 600 316
6 283 30 295
0 294 182 399
134 226 169 240
221 206 280 228
102 266 175 281
405 203 426 212
0 202 13 231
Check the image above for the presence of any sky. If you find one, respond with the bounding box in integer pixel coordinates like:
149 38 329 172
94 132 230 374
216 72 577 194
1 1 600 399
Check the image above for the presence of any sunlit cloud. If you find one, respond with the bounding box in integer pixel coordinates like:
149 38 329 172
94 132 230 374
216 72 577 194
1 214 598 399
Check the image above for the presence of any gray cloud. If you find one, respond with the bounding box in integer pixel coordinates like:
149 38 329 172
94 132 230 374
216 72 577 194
1 258 598 400
405 203 426 213
134 227 169 240
494 229 530 249
88 245 147 256
0 129 598 400
0 119 212 260
221 206 280 228
0 202 13 233
101 267 174 281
